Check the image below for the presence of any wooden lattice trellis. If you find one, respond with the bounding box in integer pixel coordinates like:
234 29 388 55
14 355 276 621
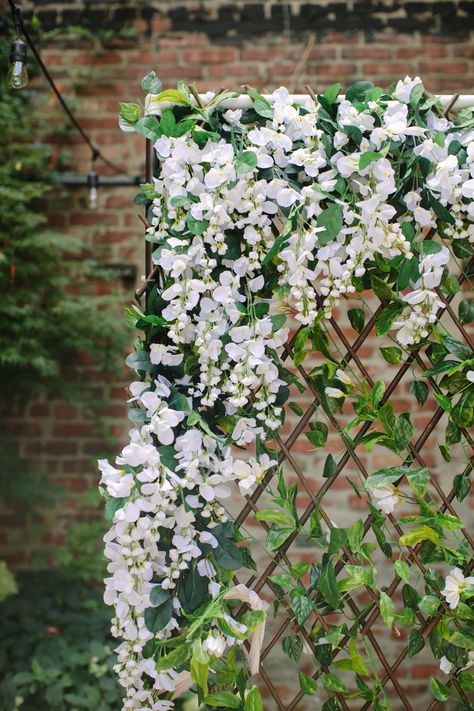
140 93 473 711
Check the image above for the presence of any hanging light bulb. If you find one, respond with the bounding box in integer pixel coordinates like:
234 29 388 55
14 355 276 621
87 169 98 209
7 38 28 90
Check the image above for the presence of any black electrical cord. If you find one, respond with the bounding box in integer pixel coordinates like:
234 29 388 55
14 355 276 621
7 0 136 178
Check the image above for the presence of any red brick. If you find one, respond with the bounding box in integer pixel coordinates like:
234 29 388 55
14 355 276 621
183 48 238 64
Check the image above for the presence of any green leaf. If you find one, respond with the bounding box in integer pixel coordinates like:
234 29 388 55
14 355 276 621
380 346 402 365
459 299 474 325
348 308 365 333
134 116 161 141
323 453 337 479
236 150 257 174
375 303 404 337
245 686 263 711
430 677 450 702
359 151 382 170
292 326 310 367
448 630 474 650
394 413 413 451
442 335 472 361
255 509 294 526
282 634 303 662
291 594 315 625
186 213 208 236
180 565 208 612
323 673 348 693
407 629 425 657
119 102 142 124
144 599 173 633
248 89 274 118
453 473 470 502
299 672 317 695
205 691 241 708
418 595 440 616
150 586 170 607
125 350 153 372
266 526 294 551
348 519 364 554
141 71 163 94
394 560 410 584
346 80 374 102
409 379 429 407
399 525 441 547
318 557 341 609
288 401 304 416
317 204 344 245
323 82 342 104
380 591 395 628
349 637 369 675
306 421 328 447
429 193 455 225
154 88 189 105
371 275 395 302
458 671 474 691
406 467 430 499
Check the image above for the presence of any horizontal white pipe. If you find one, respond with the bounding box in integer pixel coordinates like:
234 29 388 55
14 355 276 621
211 94 474 110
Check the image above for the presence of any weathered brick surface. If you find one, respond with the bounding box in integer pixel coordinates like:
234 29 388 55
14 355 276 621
1 2 473 707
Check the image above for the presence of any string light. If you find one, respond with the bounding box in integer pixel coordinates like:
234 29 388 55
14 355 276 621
7 37 28 89
6 0 134 181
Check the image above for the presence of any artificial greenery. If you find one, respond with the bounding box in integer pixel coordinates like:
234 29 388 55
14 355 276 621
105 75 474 710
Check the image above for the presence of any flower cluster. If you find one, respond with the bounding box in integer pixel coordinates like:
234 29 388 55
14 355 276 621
104 77 474 709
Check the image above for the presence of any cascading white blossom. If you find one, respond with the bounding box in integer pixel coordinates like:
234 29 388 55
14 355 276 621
101 78 474 709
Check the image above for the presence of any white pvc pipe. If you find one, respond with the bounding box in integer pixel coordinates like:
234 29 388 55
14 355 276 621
210 94 474 111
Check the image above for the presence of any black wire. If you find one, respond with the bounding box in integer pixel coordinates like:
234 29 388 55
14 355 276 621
8 0 135 178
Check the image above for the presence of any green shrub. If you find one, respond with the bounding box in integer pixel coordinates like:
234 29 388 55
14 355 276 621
0 571 123 710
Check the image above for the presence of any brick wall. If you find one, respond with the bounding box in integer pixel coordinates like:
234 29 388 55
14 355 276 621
1 1 473 704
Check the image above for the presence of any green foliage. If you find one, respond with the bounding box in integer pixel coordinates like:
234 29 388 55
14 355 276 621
0 38 128 405
0 571 123 710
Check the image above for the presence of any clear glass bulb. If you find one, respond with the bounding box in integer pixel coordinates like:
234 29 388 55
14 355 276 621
7 39 29 90
7 60 28 89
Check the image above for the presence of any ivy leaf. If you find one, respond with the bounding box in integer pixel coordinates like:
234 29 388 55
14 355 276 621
150 586 170 607
317 204 344 245
255 509 294 526
282 634 303 662
291 593 315 625
441 335 472 361
235 150 257 174
380 591 395 628
380 346 402 364
394 560 410 584
399 526 441 547
459 299 474 325
323 453 337 479
409 380 428 406
299 672 317 695
212 523 243 570
266 526 294 551
348 308 365 333
159 109 176 136
406 467 430 499
371 275 395 302
306 421 328 447
205 692 241 708
418 595 440 616
348 519 364 554
154 88 189 105
430 677 450 702
323 673 348 693
318 557 341 609
394 413 413 451
453 474 470 502
407 629 425 657
375 303 404 336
